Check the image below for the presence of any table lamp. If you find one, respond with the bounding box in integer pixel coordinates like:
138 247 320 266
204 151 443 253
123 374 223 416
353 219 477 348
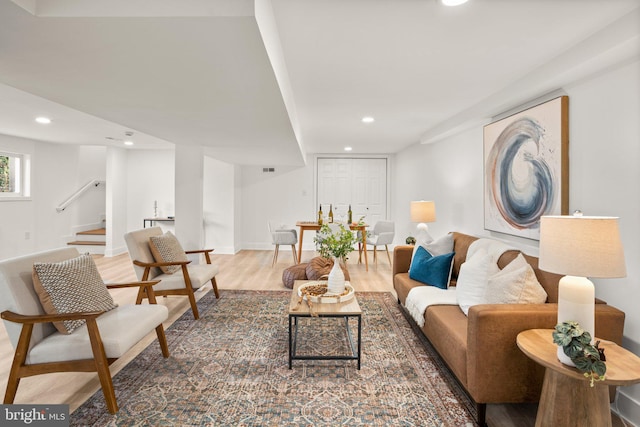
539 212 626 366
410 201 436 244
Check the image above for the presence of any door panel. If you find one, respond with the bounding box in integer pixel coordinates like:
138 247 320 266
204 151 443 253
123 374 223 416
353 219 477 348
317 158 387 225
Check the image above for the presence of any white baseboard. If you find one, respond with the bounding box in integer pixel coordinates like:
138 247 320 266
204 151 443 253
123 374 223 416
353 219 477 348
613 389 640 427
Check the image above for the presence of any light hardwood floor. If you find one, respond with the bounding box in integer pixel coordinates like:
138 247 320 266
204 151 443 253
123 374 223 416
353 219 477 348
0 249 624 426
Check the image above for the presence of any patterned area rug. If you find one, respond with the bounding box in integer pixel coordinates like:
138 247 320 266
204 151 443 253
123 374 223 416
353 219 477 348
72 291 476 426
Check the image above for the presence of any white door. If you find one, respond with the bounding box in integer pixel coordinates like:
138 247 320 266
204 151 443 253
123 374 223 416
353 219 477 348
317 157 387 225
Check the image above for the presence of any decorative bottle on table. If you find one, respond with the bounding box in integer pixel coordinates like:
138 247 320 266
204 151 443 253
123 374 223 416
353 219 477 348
317 205 323 225
328 204 334 223
348 205 353 224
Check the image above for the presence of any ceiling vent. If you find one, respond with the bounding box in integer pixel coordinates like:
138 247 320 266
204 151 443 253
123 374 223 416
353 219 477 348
262 167 275 173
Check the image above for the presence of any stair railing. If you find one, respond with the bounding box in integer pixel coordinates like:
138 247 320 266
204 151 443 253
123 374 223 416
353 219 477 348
56 179 105 213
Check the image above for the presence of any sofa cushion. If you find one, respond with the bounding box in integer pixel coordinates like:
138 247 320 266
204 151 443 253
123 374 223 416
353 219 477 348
423 305 469 386
456 248 500 315
451 232 479 280
149 231 188 274
409 247 455 289
32 254 118 334
485 253 547 304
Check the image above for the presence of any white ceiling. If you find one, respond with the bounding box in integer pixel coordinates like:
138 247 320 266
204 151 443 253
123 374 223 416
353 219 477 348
0 0 638 165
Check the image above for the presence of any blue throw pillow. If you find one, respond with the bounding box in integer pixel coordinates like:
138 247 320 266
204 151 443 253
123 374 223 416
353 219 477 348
408 246 455 289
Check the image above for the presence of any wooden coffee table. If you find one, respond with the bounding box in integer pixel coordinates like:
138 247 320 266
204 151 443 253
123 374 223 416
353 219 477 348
517 329 640 427
288 280 362 369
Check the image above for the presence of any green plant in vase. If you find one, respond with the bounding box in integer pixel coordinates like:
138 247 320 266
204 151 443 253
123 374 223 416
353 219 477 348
552 321 607 387
314 224 357 263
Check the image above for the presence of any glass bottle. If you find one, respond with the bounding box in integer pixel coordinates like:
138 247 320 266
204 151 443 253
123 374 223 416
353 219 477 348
328 204 334 223
317 205 323 225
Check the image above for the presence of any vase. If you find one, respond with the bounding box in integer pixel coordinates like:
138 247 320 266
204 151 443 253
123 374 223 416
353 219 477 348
557 346 576 367
327 256 346 294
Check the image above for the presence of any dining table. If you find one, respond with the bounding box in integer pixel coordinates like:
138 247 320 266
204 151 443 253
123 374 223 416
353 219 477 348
295 221 369 271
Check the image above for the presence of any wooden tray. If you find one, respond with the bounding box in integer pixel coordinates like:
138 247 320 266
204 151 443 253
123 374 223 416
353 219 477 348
298 281 355 304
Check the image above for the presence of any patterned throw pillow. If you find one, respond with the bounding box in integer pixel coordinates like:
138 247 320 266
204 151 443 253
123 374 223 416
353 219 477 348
33 254 117 334
149 231 188 274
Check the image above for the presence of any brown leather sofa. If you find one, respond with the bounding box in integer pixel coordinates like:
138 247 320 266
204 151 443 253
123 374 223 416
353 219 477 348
393 232 625 426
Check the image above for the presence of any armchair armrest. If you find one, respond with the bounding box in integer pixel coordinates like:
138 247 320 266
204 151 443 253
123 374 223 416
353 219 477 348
1 309 105 325
133 259 191 268
393 245 414 276
465 303 625 403
106 280 164 304
184 249 215 263
184 249 214 255
105 280 161 289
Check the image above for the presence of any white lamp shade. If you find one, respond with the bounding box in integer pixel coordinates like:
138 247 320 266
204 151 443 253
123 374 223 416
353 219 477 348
539 215 626 278
410 201 436 223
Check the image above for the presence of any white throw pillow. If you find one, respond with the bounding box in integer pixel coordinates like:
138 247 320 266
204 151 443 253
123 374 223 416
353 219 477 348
455 248 499 315
485 253 547 304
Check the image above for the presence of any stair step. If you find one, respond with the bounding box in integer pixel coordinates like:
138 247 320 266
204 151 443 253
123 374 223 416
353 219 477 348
77 228 106 236
67 240 106 246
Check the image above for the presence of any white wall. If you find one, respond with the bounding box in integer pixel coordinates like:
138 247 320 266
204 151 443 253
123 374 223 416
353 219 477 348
125 149 175 233
393 59 640 424
175 145 204 262
105 147 127 256
203 155 237 254
240 164 313 250
0 135 106 260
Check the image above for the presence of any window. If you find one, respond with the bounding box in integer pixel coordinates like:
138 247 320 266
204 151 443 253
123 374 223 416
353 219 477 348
0 151 30 199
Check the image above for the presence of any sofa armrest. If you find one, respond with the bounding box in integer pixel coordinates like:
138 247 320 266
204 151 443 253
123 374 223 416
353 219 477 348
393 245 414 276
465 303 625 404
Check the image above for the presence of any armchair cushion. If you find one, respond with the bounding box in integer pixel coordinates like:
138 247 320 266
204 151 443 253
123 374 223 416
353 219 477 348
26 304 168 364
151 263 219 291
32 254 117 334
149 231 189 274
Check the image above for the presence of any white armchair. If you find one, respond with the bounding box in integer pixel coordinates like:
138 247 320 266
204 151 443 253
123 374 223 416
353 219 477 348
0 247 169 414
124 227 220 320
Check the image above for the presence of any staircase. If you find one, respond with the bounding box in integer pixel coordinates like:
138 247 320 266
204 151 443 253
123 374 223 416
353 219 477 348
67 228 106 254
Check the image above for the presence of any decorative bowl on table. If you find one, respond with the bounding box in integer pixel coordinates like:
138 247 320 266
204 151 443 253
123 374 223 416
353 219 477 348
298 281 355 304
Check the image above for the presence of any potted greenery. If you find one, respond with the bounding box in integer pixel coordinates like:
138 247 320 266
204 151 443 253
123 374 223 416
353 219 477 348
314 224 356 293
552 321 606 387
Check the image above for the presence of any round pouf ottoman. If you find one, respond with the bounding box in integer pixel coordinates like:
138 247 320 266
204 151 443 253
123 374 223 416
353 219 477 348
282 262 309 289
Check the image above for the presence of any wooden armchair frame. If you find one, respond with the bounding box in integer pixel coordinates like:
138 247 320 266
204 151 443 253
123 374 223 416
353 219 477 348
1 280 169 414
132 248 219 321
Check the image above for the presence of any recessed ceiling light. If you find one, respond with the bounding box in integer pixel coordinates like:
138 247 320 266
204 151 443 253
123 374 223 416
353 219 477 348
361 116 375 124
124 140 134 146
35 116 51 124
344 146 353 151
441 0 468 6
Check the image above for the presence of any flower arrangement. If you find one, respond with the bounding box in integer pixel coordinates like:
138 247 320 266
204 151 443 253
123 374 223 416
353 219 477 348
552 321 606 387
314 224 356 262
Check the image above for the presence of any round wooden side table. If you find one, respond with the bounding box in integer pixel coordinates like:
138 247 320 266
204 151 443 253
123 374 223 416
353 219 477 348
517 329 640 427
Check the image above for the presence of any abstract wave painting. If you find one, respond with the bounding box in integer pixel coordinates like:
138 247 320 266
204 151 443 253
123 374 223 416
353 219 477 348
484 96 568 240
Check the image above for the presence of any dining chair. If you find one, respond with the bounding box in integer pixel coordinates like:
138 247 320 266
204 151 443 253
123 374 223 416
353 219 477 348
268 221 298 266
359 220 395 265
